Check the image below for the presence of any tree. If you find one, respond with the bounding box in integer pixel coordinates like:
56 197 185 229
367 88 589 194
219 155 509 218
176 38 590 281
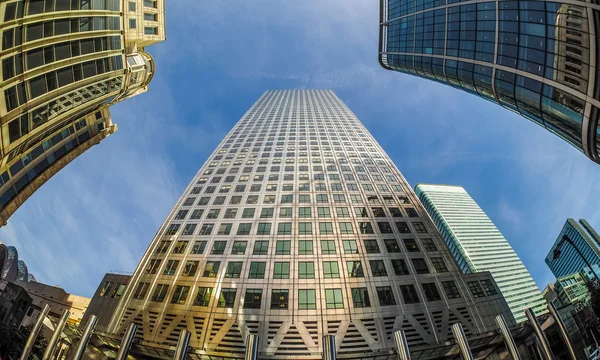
0 323 47 360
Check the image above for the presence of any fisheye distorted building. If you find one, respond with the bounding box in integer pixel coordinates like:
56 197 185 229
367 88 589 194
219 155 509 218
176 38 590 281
415 184 547 323
0 0 166 225
545 218 600 278
379 0 600 164
109 90 513 358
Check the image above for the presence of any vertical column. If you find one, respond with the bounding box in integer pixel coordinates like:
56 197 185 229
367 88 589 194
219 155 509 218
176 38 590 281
323 335 336 360
72 315 98 360
20 304 51 360
525 308 554 360
451 323 474 360
393 330 411 360
115 323 138 360
173 330 191 360
495 315 521 360
244 334 259 360
547 303 576 360
42 310 70 360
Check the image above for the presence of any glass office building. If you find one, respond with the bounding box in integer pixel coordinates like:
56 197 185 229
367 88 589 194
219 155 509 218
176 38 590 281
545 218 600 278
0 0 166 225
109 90 513 358
379 0 600 164
415 184 547 323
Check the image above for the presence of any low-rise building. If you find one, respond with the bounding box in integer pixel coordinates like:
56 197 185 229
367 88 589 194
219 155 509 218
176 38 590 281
82 272 131 332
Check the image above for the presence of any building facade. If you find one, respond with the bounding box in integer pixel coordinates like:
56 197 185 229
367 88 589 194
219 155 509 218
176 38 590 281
415 184 547 323
82 272 131 333
0 0 166 225
109 90 513 358
379 0 600 164
545 218 600 278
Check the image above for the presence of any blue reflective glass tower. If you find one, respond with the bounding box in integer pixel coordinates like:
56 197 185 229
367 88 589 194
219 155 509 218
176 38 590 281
545 219 600 278
379 0 600 164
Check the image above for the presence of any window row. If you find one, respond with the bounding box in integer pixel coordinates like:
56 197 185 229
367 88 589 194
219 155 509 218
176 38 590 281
4 0 120 23
183 194 408 208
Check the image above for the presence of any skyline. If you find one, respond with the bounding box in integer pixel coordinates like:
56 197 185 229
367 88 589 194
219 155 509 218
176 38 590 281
0 0 598 298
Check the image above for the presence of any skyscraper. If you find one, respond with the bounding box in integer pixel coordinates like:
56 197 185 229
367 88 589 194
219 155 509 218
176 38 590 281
379 0 600 164
109 90 513 358
415 184 547 323
0 0 166 225
545 218 600 278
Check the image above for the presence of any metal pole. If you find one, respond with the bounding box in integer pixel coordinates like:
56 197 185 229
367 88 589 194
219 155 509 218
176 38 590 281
20 304 51 360
495 315 521 360
115 323 138 360
393 330 411 360
547 303 576 360
71 315 97 360
451 323 474 360
323 335 336 360
173 329 191 360
244 334 259 360
42 310 70 360
525 308 553 360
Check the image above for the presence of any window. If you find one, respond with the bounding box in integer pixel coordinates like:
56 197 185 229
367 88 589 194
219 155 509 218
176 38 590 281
384 239 401 253
371 260 388 276
170 285 190 305
275 241 291 255
389 208 403 217
343 240 358 254
129 19 136 28
242 208 255 218
391 259 410 275
237 223 252 235
317 207 331 217
194 287 212 306
217 223 232 235
191 209 204 219
412 258 429 274
133 283 150 300
376 286 396 306
218 288 237 308
299 195 310 203
256 223 272 235
364 240 380 253
278 222 292 235
279 208 292 218
396 222 411 233
247 195 258 204
298 240 313 255
273 262 290 279
248 262 266 279
422 238 437 251
244 289 263 309
319 222 334 234
253 241 268 255
316 194 328 203
281 194 293 203
199 224 214 235
413 222 428 233
228 242 246 256
346 261 364 277
173 241 188 254
430 257 448 273
191 241 207 254
323 261 340 278
422 283 442 302
355 207 368 217
372 207 385 217
298 262 315 279
359 222 374 234
151 284 169 302
203 261 220 277
481 279 498 296
325 289 344 309
400 284 420 304
129 1 136 10
336 207 350 217
264 195 276 204
298 222 313 235
165 224 180 235
442 281 461 299
339 222 354 234
298 289 317 309
163 260 179 276
270 289 289 309
211 241 226 255
468 281 485 298
299 207 311 218
225 262 243 278
403 239 419 252
182 261 199 277
351 288 371 308
321 240 336 254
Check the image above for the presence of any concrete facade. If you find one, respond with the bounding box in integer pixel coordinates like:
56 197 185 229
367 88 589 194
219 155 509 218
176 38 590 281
82 272 131 332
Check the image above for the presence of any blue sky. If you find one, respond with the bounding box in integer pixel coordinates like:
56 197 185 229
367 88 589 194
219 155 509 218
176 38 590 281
2 1 599 297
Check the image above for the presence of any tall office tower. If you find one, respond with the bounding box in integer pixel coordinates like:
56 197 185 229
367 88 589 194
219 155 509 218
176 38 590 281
415 184 547 323
379 0 600 164
0 0 166 225
109 90 513 358
546 218 600 278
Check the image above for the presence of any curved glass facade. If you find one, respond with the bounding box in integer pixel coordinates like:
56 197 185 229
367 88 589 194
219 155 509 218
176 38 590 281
0 0 166 225
379 0 600 163
109 90 514 358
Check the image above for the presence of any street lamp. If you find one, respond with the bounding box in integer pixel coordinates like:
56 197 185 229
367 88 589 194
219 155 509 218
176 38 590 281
552 235 600 280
